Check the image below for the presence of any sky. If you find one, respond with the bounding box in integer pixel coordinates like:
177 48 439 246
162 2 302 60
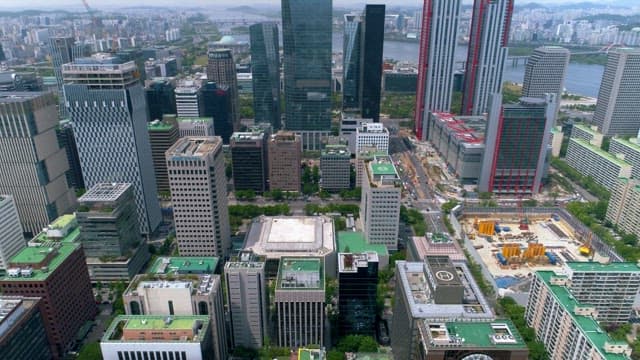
0 0 628 11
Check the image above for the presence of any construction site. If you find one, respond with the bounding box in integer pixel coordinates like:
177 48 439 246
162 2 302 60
460 211 611 283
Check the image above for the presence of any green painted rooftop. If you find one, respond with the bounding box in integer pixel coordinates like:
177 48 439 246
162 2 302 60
537 271 630 360
612 137 640 152
574 123 599 135
443 320 526 349
298 349 324 360
277 257 324 290
149 256 219 275
50 214 75 229
32 227 80 244
337 231 389 256
567 261 640 272
371 163 397 176
103 315 210 342
3 244 79 281
147 121 175 131
572 138 631 167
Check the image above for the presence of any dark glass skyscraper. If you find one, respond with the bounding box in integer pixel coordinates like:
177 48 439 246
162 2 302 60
338 253 378 337
145 78 177 121
282 0 332 149
342 5 385 122
250 23 281 130
56 119 85 190
201 81 233 144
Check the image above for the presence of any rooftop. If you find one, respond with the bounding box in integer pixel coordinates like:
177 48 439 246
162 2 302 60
103 315 210 343
0 92 47 103
79 183 131 203
395 260 494 320
430 112 486 146
612 137 640 152
176 117 213 124
367 156 400 186
322 144 350 157
537 271 630 360
573 123 600 136
147 119 176 131
298 348 325 360
231 131 265 142
566 261 640 273
243 216 335 259
572 138 631 167
421 320 526 350
3 243 79 281
338 252 379 273
0 297 40 337
149 256 219 275
337 231 388 257
166 137 221 159
276 257 324 290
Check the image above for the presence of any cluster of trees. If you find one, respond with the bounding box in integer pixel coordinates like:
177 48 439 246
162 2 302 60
149 234 175 256
380 94 415 119
302 165 320 195
563 104 596 112
239 94 254 119
498 297 549 360
400 205 427 236
551 157 610 201
304 203 360 217
229 204 291 232
462 249 495 297
339 187 361 200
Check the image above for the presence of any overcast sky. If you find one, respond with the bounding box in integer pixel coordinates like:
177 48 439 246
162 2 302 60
0 0 628 11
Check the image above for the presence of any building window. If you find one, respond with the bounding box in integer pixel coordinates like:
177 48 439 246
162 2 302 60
130 301 142 315
168 300 174 315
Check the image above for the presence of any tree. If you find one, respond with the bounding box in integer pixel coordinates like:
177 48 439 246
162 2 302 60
236 189 256 201
77 342 102 360
358 336 379 352
479 192 493 200
327 350 345 360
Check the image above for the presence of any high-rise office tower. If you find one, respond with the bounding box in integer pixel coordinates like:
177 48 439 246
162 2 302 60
207 49 239 130
320 144 351 191
343 5 385 122
338 252 378 337
63 55 162 235
0 297 51 360
461 0 513 116
522 46 570 99
0 196 25 272
148 116 179 193
593 48 640 136
145 78 177 121
479 94 556 195
49 37 90 116
414 0 461 140
230 131 269 193
275 257 325 348
166 137 230 258
0 92 76 236
177 117 215 137
282 0 332 150
201 81 233 143
361 156 401 250
0 43 5 62
56 119 85 190
175 83 202 117
224 252 268 349
250 23 281 130
0 242 97 359
268 131 302 192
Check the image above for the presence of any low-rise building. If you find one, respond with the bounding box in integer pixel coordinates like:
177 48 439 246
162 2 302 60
427 112 485 184
408 233 465 262
355 123 389 155
0 296 51 360
565 137 632 191
243 216 336 277
571 123 603 146
176 117 215 137
275 257 325 348
361 155 401 250
526 271 632 359
101 315 213 360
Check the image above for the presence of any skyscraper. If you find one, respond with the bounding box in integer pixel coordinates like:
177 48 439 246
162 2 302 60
230 131 269 193
268 131 302 192
320 144 351 191
56 119 85 190
145 78 177 121
593 48 640 136
0 92 76 236
201 81 233 143
361 156 401 250
250 23 281 130
282 0 332 150
0 196 24 272
479 94 556 195
166 137 230 258
49 37 90 116
63 55 162 235
343 5 385 122
148 116 179 193
224 252 268 349
522 46 570 99
0 297 51 360
414 0 461 140
338 252 378 337
207 49 239 130
461 0 513 116
175 82 202 117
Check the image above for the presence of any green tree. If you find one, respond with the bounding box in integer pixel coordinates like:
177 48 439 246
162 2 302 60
327 350 346 360
77 341 102 360
358 336 379 352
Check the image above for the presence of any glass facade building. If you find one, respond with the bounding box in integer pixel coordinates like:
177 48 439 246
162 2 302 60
145 79 177 121
201 82 233 144
282 0 332 137
250 23 281 130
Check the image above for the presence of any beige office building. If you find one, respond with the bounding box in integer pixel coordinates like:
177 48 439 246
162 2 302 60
166 137 230 257
268 131 302 192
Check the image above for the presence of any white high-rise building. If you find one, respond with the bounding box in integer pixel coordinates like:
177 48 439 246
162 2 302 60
0 196 25 271
414 0 461 140
361 155 401 250
224 252 268 349
175 83 202 117
523 46 570 120
176 117 215 137
63 54 162 235
166 137 230 257
594 48 640 136
355 123 389 154
461 0 513 116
